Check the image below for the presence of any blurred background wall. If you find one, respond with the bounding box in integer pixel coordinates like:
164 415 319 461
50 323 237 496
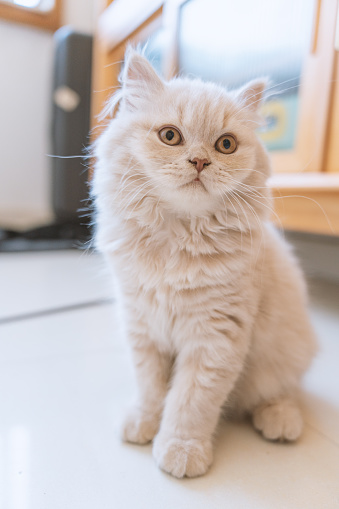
0 0 95 228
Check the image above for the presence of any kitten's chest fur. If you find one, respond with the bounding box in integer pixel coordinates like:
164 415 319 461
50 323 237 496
105 208 262 352
114 213 257 293
114 216 260 352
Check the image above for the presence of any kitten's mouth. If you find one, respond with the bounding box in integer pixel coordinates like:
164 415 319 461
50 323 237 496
183 178 207 191
179 177 207 191
192 178 205 188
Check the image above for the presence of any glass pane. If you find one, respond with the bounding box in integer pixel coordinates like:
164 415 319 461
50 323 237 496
14 0 40 6
5 0 54 11
178 0 315 152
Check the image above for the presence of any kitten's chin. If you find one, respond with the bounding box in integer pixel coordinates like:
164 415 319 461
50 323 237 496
164 182 217 217
180 179 207 192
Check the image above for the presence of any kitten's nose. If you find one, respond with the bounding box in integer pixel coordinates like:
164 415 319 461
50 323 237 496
189 158 210 173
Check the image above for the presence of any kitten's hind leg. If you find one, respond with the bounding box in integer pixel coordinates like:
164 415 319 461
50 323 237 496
252 396 303 442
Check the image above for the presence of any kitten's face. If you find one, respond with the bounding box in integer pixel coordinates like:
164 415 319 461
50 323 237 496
106 50 270 217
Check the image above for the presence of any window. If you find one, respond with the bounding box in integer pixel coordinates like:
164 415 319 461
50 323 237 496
0 0 61 30
6 0 53 9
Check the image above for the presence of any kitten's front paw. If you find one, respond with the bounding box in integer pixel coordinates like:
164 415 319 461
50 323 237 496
153 434 213 478
252 399 303 441
121 408 160 445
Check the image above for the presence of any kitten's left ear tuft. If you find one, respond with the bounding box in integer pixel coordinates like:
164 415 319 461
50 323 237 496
120 46 164 110
236 78 268 112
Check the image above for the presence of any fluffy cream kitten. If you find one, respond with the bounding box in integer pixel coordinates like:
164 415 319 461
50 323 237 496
92 48 317 478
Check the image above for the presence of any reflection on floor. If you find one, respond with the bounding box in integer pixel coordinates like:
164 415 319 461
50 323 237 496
0 250 338 509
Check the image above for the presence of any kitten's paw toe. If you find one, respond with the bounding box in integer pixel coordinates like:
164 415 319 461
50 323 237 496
121 408 159 445
252 399 303 441
153 435 213 478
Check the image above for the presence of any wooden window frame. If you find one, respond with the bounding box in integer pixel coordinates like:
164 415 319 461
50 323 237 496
0 0 62 31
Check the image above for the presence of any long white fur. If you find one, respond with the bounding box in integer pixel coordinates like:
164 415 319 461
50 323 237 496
92 48 317 478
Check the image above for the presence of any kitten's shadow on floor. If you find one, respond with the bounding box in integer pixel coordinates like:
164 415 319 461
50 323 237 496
121 391 339 504
177 392 339 498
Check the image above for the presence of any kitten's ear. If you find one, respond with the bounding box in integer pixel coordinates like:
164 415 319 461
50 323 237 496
120 47 164 111
235 78 268 112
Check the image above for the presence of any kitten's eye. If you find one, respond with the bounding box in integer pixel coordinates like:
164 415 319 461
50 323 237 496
215 134 237 154
158 126 182 146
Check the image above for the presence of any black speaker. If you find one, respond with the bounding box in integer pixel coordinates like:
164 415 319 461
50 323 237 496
51 26 93 221
0 27 93 251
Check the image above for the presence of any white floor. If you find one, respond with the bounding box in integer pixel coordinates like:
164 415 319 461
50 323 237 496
0 250 339 509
